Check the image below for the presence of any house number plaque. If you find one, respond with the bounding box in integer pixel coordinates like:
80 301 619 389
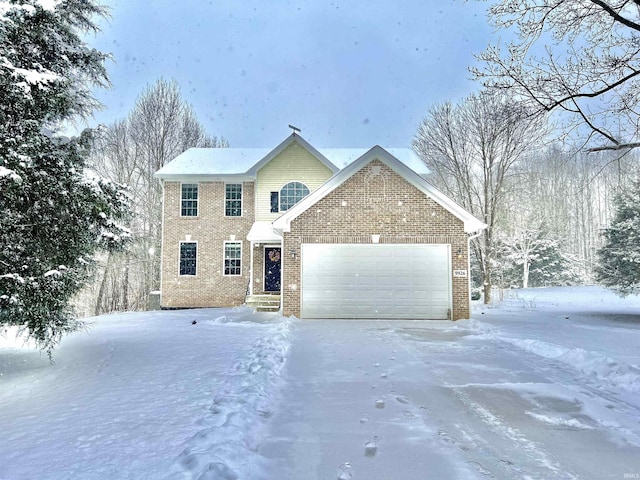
453 270 468 278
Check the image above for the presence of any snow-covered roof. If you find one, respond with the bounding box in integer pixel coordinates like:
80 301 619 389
154 134 428 180
246 221 282 243
154 148 270 177
318 148 426 173
273 146 486 234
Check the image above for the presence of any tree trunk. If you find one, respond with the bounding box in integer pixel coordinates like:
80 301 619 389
483 230 492 304
483 279 492 304
94 253 111 316
523 259 530 289
122 261 129 311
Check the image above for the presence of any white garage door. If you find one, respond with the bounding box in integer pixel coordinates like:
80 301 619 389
301 244 451 319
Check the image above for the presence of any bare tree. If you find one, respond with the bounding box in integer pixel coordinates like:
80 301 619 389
413 92 546 302
499 221 549 288
86 78 228 315
473 0 640 151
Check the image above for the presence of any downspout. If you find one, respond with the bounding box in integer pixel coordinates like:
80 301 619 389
158 179 166 308
249 241 254 296
279 237 284 314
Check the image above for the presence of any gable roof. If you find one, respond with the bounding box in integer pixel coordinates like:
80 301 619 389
154 133 428 180
245 133 339 175
272 146 486 234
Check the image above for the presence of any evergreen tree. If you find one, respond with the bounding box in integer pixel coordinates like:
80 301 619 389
526 240 582 288
596 179 640 296
0 0 130 354
495 228 582 289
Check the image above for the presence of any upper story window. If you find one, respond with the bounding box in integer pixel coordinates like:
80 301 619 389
225 183 242 217
274 181 310 212
181 183 198 217
270 192 279 213
179 242 197 276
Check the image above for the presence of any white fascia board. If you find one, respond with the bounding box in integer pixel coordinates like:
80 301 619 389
273 146 486 234
246 133 339 175
153 173 255 183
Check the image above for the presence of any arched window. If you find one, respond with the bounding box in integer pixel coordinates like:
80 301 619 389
279 181 310 211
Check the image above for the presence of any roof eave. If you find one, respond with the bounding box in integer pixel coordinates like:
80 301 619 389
154 173 255 182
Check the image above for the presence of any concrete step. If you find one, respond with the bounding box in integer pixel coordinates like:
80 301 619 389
246 295 281 312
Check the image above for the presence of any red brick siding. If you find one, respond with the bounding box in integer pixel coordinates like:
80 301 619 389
282 160 471 320
160 181 254 307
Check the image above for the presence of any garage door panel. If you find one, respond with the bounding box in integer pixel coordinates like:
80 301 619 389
301 244 451 319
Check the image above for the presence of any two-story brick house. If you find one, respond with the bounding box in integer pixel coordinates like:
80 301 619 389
154 133 485 320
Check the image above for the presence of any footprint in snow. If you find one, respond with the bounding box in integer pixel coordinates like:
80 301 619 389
198 462 239 480
437 430 456 444
337 462 353 480
375 399 385 409
364 436 380 458
438 430 470 452
395 394 409 404
468 460 495 478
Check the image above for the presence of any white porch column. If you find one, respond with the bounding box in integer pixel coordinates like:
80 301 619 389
249 241 255 296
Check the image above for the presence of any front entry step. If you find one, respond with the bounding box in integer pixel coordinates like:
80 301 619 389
245 294 281 312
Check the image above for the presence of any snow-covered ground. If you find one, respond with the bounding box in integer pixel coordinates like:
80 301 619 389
1 286 640 479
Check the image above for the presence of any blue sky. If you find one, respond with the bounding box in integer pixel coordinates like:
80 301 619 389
88 0 493 148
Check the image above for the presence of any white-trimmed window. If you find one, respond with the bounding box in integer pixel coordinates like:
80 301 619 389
179 242 197 276
225 183 242 217
181 183 198 217
224 241 242 276
276 181 310 212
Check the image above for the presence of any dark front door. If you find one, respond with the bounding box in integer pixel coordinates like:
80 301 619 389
264 247 281 292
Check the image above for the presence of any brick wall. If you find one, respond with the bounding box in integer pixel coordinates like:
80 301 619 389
282 160 471 320
160 181 254 307
252 246 265 294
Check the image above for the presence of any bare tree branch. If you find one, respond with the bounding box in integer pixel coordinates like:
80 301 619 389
474 0 640 149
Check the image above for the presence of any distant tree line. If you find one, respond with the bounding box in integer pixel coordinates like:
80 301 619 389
78 79 228 316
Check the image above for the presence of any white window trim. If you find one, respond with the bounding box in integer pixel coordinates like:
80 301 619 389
180 182 199 218
224 182 243 217
278 181 310 212
178 240 198 276
223 240 243 276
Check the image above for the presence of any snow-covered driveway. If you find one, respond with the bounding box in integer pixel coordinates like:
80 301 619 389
262 287 640 480
1 287 640 479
